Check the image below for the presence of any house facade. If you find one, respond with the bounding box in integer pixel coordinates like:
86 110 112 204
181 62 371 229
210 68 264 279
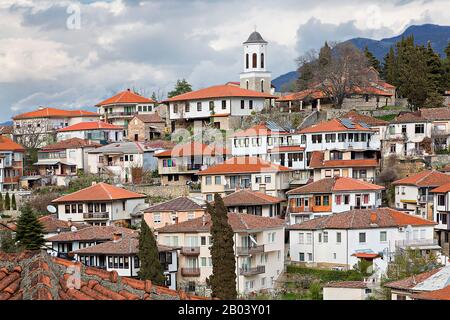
0 135 25 191
51 182 146 226
127 114 166 141
288 208 437 274
223 189 284 218
155 213 285 297
431 182 450 258
57 121 123 144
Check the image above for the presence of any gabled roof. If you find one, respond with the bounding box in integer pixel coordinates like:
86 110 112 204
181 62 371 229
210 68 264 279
38 214 89 234
392 170 450 187
155 142 228 158
133 114 164 123
342 111 388 126
288 207 436 230
52 183 146 203
58 121 122 132
197 156 291 175
88 141 148 154
299 118 373 134
324 281 370 289
419 107 450 121
232 123 291 137
144 140 176 150
308 151 379 169
222 190 283 206
412 285 450 300
164 84 275 103
0 136 25 152
392 111 427 124
156 213 285 233
46 225 136 242
13 107 98 120
40 138 101 151
145 196 205 212
431 182 450 193
384 268 444 290
0 251 204 300
286 177 384 195
96 89 155 107
276 89 326 102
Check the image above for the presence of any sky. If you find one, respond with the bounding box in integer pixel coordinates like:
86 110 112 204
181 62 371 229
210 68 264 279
0 0 449 122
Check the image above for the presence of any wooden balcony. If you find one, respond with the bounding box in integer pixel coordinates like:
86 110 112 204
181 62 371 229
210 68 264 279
83 212 109 220
239 265 265 276
236 245 264 256
181 268 201 277
180 246 200 256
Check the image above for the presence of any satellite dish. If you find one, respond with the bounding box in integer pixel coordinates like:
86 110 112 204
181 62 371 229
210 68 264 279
47 205 57 214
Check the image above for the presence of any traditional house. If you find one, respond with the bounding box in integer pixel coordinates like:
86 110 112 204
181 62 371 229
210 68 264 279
0 135 25 191
197 156 292 201
57 121 123 144
156 213 285 296
127 114 166 141
288 208 438 273
392 170 450 220
51 182 146 226
154 142 228 186
12 107 99 148
222 189 284 218
286 176 384 224
430 182 450 258
95 89 157 135
31 138 100 187
323 279 378 300
143 196 206 230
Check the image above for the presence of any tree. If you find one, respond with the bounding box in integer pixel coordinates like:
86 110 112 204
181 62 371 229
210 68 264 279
137 220 165 285
167 79 192 98
15 204 45 250
296 49 318 91
386 248 440 282
207 193 237 300
11 194 17 211
308 282 323 300
364 46 381 73
4 192 10 211
151 92 158 103
382 47 396 83
0 230 17 253
318 41 332 67
0 193 4 212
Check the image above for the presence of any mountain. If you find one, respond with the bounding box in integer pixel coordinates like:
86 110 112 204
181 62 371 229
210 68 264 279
0 121 12 126
272 24 450 92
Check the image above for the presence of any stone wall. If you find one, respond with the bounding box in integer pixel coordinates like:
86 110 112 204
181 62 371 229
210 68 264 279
326 108 407 120
429 154 450 168
124 184 189 199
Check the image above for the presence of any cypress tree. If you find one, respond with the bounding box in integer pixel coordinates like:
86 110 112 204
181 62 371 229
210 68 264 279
0 193 4 212
318 42 332 67
383 47 396 84
11 194 17 211
4 192 10 211
137 221 165 285
364 46 381 73
0 230 17 253
424 42 443 93
15 204 45 250
208 193 237 300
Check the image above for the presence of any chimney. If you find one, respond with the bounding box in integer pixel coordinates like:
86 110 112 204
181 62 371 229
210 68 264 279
370 212 377 224
67 218 73 228
91 181 97 186
113 232 122 243
259 183 266 194
127 88 131 92
174 217 179 224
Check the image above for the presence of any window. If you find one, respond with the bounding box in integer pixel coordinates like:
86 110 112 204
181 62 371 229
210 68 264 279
260 80 264 93
201 236 206 246
336 232 341 243
323 232 328 243
197 102 202 112
299 253 305 262
214 176 221 185
306 233 312 244
299 233 304 244
312 134 322 143
333 253 337 259
65 205 70 214
438 195 445 206
261 53 264 68
201 257 207 267
205 176 212 185
249 100 253 109
185 103 190 113
173 105 178 113
252 53 257 68
221 100 226 110
308 253 313 261
338 133 346 142
344 195 350 205
315 196 322 206
325 170 332 178
325 134 336 143
241 100 245 109
246 53 249 69
390 144 396 153
402 125 407 134
380 231 387 242
363 194 369 204
415 124 424 134
318 233 322 243
209 101 214 111
206 194 213 202
323 195 329 206
359 232 366 243
265 176 271 184
255 176 262 183
336 195 342 205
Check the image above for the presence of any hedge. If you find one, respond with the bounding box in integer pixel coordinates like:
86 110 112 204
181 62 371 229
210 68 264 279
286 265 365 282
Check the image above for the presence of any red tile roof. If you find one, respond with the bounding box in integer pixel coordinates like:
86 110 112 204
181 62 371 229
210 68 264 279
392 111 427 124
288 207 436 230
134 114 164 123
222 190 283 206
156 213 285 233
46 225 136 242
412 285 450 300
352 252 380 259
58 121 122 132
155 142 228 157
41 138 101 151
38 214 89 234
276 89 326 102
342 111 388 126
384 268 442 290
308 151 379 168
431 182 450 193
392 170 450 187
0 136 25 152
0 251 204 300
13 108 99 120
96 89 155 107
145 196 205 212
299 118 373 134
52 183 146 203
325 281 370 289
144 140 176 150
197 156 291 175
268 146 305 153
419 107 450 121
232 123 291 137
164 84 275 102
287 177 384 195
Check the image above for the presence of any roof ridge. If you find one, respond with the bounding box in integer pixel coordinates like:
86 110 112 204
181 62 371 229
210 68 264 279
99 182 113 200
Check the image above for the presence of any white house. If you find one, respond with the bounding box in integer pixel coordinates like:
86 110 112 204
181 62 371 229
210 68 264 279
323 279 378 300
51 182 146 226
288 208 438 274
223 189 284 218
57 121 124 144
0 135 25 191
431 182 450 259
392 170 450 220
155 213 285 297
286 176 384 224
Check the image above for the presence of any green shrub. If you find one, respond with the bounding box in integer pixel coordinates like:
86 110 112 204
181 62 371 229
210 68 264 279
286 265 365 282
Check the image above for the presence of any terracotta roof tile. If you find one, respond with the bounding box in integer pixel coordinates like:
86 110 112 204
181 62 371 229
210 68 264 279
0 136 25 152
325 281 370 289
155 142 228 157
145 196 205 212
342 111 388 126
58 121 122 132
299 118 373 134
96 90 155 106
431 182 450 193
197 156 291 175
46 225 136 242
384 268 442 290
232 123 291 138
38 214 89 234
41 138 101 151
392 170 450 187
308 151 379 168
13 107 99 120
144 140 176 149
392 111 427 123
134 114 164 123
288 207 436 230
286 177 384 194
164 84 275 102
276 89 326 102
52 182 146 203
268 146 305 153
418 107 450 121
412 285 450 300
222 190 283 206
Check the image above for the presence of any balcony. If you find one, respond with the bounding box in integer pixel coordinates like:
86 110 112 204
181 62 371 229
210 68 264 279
236 245 264 256
181 268 201 277
83 212 109 220
418 195 434 203
385 132 406 141
180 246 200 256
104 112 137 119
395 239 440 249
225 183 251 191
239 265 265 276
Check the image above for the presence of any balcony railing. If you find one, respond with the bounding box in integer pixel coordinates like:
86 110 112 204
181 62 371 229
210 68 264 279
418 195 434 203
225 183 252 191
181 268 201 277
236 245 264 256
239 265 265 276
395 239 439 248
83 212 109 220
180 246 200 256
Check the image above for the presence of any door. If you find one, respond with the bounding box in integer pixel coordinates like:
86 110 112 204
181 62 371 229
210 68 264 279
134 134 139 141
355 195 361 208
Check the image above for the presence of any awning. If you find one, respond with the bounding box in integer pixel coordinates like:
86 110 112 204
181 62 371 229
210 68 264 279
21 176 42 181
409 245 441 250
33 160 60 166
352 252 380 259
400 200 417 204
